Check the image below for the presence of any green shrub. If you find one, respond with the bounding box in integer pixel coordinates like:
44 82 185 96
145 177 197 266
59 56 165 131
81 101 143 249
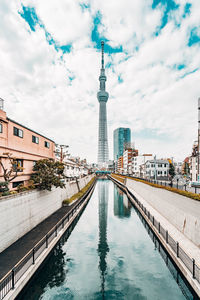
2 191 10 196
63 177 95 205
0 182 9 193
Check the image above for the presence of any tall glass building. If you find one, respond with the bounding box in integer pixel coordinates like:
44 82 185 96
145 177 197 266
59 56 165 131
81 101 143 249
113 128 131 161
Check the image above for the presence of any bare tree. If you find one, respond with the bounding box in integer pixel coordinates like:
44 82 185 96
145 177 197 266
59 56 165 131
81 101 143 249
0 153 23 183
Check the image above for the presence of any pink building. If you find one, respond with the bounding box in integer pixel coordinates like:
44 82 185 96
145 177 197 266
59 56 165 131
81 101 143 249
0 105 55 189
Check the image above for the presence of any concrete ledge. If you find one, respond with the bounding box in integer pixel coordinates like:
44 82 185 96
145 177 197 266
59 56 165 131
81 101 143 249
3 184 95 300
109 175 200 298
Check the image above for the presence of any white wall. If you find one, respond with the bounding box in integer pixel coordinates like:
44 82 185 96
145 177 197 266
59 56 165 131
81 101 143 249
0 174 94 253
126 178 200 247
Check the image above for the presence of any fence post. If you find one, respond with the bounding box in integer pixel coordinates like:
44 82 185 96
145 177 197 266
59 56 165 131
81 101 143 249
195 187 197 194
185 184 186 191
166 231 168 243
46 235 48 248
12 269 15 289
177 242 179 257
55 225 57 237
33 248 35 264
159 223 160 233
193 259 195 279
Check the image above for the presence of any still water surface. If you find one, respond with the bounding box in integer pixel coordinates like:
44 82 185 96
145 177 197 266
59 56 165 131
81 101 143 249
18 180 195 299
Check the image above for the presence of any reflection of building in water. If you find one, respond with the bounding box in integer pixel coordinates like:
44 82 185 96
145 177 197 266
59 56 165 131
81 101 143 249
97 180 109 298
114 186 131 218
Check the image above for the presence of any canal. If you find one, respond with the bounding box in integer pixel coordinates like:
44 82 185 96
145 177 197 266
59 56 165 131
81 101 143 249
18 180 196 299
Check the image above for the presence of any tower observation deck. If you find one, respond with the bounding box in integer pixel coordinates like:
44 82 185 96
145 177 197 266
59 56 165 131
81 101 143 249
97 41 109 165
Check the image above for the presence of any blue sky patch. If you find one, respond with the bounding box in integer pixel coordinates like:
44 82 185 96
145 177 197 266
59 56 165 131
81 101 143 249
19 6 73 55
134 128 172 141
91 12 123 54
188 27 200 47
118 75 123 83
19 6 39 31
79 3 90 12
152 0 180 35
182 3 192 18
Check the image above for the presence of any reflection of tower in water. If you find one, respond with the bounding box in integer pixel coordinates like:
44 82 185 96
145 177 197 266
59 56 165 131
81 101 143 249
98 180 109 298
114 186 131 218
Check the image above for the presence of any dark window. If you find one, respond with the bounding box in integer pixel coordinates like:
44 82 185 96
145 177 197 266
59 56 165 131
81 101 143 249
13 127 23 138
0 123 2 133
12 181 24 188
13 159 23 172
44 141 50 148
32 135 39 144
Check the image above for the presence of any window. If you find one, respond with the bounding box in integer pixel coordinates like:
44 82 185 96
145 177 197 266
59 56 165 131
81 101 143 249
13 159 23 172
33 161 36 166
12 181 24 188
164 164 167 167
44 141 50 148
13 127 23 138
0 123 2 133
32 135 39 144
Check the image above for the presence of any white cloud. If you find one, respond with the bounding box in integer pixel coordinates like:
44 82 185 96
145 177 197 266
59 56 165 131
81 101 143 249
0 0 200 163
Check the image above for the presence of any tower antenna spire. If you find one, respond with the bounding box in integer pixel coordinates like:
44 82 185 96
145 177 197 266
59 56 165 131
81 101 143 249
101 41 104 69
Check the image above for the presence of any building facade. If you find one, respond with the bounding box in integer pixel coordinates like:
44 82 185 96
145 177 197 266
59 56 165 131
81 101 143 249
123 147 138 174
113 127 131 161
0 106 55 189
144 159 169 180
97 41 109 165
190 141 198 182
132 154 153 177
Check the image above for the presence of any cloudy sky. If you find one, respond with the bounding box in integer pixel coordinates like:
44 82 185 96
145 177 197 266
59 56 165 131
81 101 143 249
0 0 200 163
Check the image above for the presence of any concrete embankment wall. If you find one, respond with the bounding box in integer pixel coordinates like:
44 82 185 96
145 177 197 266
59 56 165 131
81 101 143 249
0 175 94 253
126 178 200 247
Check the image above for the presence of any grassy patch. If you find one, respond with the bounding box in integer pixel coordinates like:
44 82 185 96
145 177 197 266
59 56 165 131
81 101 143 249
63 177 96 205
111 174 200 202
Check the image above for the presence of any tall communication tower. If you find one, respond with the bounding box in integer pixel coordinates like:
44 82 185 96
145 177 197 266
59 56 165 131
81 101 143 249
97 41 109 165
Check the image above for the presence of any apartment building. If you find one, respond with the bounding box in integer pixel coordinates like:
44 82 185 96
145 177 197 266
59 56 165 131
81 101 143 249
132 154 153 177
0 104 55 189
145 159 169 180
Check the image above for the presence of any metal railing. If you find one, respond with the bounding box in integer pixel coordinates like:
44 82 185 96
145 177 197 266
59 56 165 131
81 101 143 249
110 176 200 285
118 173 200 195
0 180 96 300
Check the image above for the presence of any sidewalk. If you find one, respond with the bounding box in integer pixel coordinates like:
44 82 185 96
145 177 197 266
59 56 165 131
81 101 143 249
0 201 78 280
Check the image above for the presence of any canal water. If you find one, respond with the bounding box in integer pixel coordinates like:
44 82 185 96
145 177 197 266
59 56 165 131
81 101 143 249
18 180 195 300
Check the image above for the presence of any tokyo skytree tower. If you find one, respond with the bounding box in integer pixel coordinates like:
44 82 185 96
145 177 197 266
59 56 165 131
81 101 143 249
97 41 109 165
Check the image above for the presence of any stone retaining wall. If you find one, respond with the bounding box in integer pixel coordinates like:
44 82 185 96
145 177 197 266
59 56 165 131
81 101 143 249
0 175 94 253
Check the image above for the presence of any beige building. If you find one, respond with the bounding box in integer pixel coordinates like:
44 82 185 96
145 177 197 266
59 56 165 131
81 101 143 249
0 104 55 189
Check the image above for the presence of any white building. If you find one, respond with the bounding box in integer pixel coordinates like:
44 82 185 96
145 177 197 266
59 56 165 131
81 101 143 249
132 154 153 177
63 158 88 178
189 141 198 182
145 159 169 180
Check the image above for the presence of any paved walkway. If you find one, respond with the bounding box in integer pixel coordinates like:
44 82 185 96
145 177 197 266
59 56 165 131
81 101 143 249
125 178 200 263
0 201 78 280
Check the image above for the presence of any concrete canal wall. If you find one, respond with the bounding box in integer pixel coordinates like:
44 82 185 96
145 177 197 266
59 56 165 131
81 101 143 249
125 178 200 248
110 175 200 297
0 175 94 253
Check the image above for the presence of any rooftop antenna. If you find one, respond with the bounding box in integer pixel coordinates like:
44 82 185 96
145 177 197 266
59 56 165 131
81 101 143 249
101 41 104 69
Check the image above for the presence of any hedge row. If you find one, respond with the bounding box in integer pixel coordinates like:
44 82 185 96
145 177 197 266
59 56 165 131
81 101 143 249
63 177 96 205
111 174 200 202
